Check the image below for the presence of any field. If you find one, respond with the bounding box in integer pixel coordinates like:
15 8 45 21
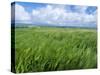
12 27 97 73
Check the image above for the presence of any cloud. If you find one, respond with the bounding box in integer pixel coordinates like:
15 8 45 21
31 4 97 26
82 13 97 23
32 5 68 25
12 3 97 27
12 4 32 23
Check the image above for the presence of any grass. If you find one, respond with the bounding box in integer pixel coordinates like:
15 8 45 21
12 27 97 73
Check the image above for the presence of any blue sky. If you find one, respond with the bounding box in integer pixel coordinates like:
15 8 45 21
11 2 97 27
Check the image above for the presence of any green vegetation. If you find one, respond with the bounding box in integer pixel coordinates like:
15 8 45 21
14 27 97 73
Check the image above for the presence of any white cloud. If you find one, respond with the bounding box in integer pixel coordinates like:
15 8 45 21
15 4 31 23
31 5 97 26
12 3 97 27
82 14 96 23
32 5 71 25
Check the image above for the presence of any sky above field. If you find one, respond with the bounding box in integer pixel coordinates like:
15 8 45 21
11 2 97 27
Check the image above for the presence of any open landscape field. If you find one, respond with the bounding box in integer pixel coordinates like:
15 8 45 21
13 27 97 73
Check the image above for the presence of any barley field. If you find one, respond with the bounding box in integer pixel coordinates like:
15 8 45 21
12 26 97 73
